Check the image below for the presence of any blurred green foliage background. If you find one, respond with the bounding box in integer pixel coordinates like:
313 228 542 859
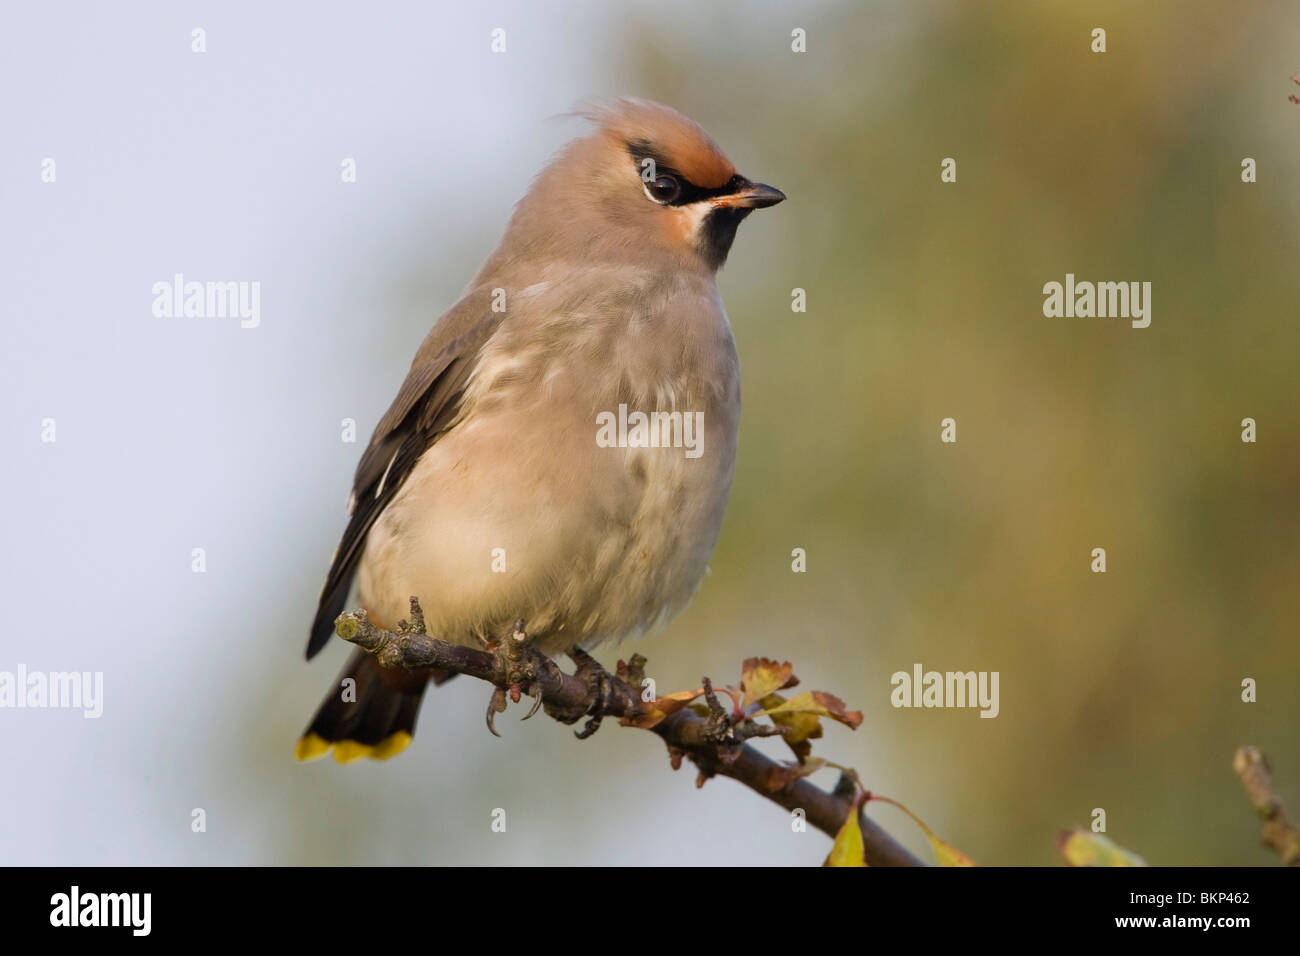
632 0 1300 864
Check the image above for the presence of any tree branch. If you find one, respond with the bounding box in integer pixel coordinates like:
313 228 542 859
1233 745 1300 865
336 601 923 866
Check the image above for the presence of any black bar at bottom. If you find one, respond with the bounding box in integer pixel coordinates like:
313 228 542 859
4 865 1287 940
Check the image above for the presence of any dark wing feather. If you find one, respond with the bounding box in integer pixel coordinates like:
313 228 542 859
307 293 500 659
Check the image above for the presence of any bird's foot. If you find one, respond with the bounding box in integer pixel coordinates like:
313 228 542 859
483 620 552 737
479 628 623 740
566 646 614 740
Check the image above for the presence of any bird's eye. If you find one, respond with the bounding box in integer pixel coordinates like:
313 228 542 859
643 174 681 205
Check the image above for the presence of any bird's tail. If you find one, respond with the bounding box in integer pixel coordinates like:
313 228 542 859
295 648 448 763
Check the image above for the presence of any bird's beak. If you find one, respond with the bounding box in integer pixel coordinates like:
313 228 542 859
712 180 786 209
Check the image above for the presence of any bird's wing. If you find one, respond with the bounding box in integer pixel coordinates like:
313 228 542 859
307 287 500 659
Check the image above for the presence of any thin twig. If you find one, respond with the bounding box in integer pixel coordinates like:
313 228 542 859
1233 745 1300 865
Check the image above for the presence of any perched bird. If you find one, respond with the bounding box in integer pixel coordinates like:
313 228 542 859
297 99 785 763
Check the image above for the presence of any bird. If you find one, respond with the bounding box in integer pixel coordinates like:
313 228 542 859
296 98 785 763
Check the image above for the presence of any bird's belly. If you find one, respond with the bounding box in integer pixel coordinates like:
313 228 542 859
357 390 737 656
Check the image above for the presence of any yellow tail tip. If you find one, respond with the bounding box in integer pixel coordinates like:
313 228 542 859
332 740 375 764
370 730 412 760
295 733 332 762
295 731 413 763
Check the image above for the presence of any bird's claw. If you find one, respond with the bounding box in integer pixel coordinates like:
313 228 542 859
480 628 612 737
521 684 544 720
483 620 545 735
485 685 508 737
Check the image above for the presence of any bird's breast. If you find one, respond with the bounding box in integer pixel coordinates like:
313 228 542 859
360 268 741 652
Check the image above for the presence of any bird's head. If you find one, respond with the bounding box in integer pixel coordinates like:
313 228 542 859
499 99 785 274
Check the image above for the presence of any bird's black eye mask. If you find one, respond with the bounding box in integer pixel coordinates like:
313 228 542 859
626 141 746 207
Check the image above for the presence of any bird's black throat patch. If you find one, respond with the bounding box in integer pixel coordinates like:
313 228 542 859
699 205 752 269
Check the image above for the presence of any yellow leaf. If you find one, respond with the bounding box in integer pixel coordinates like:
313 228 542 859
754 690 863 730
740 657 796 709
759 693 824 742
1058 828 1147 867
823 809 867 867
871 795 978 866
930 834 978 867
758 692 823 762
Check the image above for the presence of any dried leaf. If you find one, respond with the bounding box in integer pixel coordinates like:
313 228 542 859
766 765 797 791
755 690 863 730
740 657 797 709
823 809 867 867
765 757 828 793
784 738 813 763
1058 828 1147 867
620 687 703 730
